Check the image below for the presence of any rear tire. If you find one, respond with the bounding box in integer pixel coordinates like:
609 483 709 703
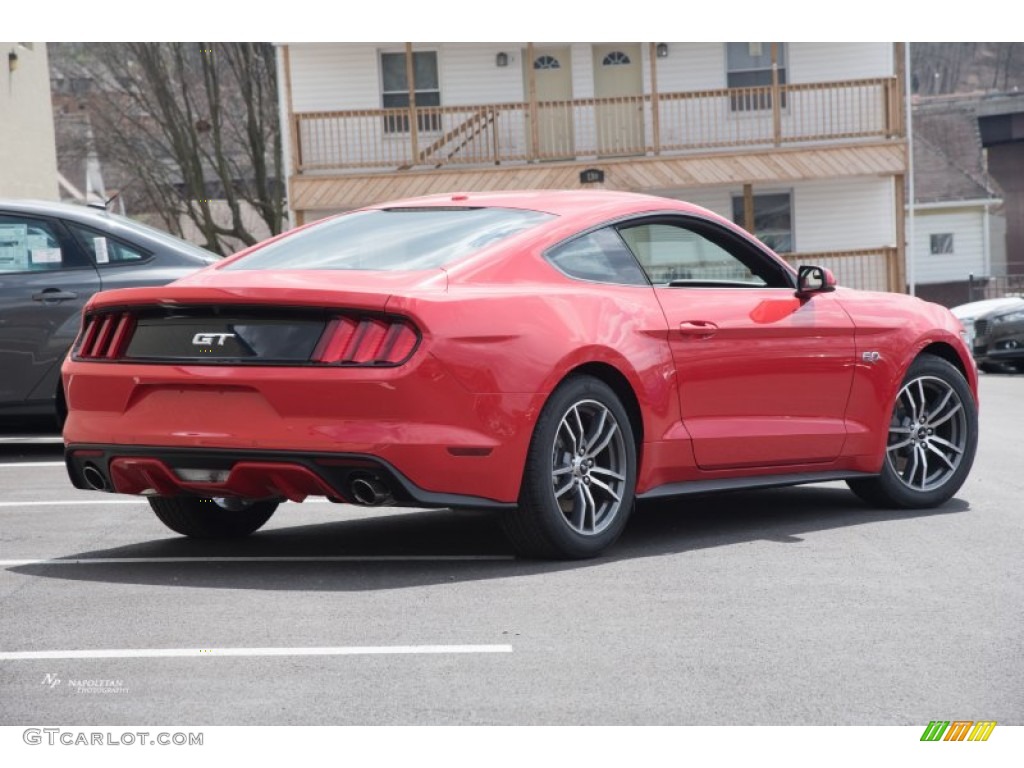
847 354 977 509
148 496 278 538
502 375 636 559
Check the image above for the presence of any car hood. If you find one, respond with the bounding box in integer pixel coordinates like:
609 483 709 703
84 268 449 313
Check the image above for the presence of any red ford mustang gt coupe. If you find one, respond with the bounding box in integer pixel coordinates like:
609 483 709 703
61 191 978 559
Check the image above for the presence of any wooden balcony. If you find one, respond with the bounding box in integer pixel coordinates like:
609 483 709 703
292 77 902 173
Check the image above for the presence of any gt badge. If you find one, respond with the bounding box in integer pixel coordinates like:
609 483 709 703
192 332 236 346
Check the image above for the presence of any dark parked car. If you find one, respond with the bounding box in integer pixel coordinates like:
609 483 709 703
0 200 217 426
972 301 1024 373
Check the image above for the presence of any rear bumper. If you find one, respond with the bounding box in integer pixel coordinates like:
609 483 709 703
65 444 515 510
61 354 542 504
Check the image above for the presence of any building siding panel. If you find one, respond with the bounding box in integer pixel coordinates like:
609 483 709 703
912 208 987 284
794 177 894 251
790 43 893 83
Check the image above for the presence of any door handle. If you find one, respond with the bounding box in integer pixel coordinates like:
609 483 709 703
32 288 79 303
678 320 718 338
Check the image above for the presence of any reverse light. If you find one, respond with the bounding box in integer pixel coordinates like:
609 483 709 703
312 316 420 366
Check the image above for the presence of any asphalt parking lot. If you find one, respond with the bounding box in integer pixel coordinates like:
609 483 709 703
0 375 1021 726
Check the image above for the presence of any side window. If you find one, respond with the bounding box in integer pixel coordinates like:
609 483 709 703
0 215 66 273
66 222 149 266
546 227 648 286
617 219 790 287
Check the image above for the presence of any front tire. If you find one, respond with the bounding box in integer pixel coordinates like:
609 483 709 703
847 354 977 508
502 375 637 559
148 496 278 538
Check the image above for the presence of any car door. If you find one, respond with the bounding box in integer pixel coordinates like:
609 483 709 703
0 213 101 409
616 215 856 470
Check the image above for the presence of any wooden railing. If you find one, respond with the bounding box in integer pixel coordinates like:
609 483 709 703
294 77 900 172
782 247 901 293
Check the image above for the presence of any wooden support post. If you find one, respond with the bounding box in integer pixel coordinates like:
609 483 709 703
892 42 906 138
405 43 419 165
894 173 907 292
770 42 782 147
648 42 661 155
283 45 299 173
491 108 501 164
281 44 302 228
527 42 539 161
743 183 755 235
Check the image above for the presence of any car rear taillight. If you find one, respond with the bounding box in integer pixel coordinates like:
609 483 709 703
312 316 420 366
76 312 136 360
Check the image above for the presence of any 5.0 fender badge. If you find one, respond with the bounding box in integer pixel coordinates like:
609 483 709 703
861 351 881 364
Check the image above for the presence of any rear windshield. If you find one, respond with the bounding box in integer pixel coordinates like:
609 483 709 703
225 207 554 271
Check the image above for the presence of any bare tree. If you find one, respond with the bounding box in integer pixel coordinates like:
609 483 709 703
52 42 284 255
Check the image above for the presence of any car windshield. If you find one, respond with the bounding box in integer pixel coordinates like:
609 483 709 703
225 207 555 271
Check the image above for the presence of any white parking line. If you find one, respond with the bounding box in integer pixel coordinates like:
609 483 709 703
0 498 336 507
0 644 514 661
0 555 514 566
0 436 63 445
0 461 66 468
0 500 146 507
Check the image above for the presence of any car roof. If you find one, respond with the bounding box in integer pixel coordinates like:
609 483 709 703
369 189 713 220
951 297 1024 318
0 198 140 226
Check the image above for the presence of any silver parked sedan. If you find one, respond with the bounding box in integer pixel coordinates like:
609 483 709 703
0 200 217 426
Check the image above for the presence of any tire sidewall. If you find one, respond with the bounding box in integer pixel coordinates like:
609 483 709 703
875 356 978 508
520 376 637 558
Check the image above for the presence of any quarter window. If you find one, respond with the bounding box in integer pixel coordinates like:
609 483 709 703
546 228 648 285
726 42 787 111
381 51 441 134
66 222 149 265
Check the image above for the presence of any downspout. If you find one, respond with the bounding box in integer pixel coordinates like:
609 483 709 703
905 41 916 296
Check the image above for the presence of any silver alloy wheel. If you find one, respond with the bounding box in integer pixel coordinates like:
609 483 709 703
886 375 968 492
550 398 628 536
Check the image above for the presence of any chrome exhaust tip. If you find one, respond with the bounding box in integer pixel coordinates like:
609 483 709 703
350 477 393 507
82 463 109 492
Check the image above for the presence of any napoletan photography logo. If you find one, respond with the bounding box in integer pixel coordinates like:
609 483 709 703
41 673 128 695
920 720 997 741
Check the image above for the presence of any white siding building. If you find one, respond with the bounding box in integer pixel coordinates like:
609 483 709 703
277 42 908 292
909 95 1005 306
0 43 58 200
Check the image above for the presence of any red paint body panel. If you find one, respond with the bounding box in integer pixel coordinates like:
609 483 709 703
62 190 978 508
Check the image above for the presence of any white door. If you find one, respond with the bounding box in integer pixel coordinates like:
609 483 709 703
592 44 644 157
524 47 574 159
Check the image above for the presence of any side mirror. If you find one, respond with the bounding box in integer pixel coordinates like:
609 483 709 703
796 265 837 296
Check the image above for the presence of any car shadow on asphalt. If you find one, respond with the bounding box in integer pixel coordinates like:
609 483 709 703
8 485 970 591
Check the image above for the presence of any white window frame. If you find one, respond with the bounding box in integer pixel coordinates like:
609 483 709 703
725 42 788 113
379 49 442 135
